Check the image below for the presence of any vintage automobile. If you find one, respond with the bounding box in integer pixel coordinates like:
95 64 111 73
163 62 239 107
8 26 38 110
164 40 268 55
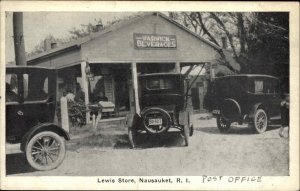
6 65 70 171
127 73 194 148
210 74 282 133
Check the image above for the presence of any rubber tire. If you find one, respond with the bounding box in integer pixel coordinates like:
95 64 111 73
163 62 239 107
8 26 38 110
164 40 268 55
217 115 231 133
26 131 66 171
128 126 137 149
183 125 189 146
189 124 194 137
142 107 171 134
221 98 241 121
253 109 268 134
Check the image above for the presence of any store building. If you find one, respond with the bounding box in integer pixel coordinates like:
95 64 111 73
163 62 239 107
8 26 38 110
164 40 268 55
27 12 237 123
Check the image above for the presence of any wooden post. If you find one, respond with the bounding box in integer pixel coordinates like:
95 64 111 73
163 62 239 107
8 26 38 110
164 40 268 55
13 12 26 66
81 61 91 123
60 96 69 132
175 62 181 73
210 63 215 80
131 62 140 115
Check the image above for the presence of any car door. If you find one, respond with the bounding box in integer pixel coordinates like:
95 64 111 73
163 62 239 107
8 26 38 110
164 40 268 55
6 71 26 142
21 70 55 130
269 79 281 120
263 78 281 120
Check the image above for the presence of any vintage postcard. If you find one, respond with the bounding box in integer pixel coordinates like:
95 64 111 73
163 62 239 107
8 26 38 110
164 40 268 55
0 1 299 190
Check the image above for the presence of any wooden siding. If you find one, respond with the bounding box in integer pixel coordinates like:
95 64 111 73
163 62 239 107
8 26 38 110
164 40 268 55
28 48 82 68
81 14 217 63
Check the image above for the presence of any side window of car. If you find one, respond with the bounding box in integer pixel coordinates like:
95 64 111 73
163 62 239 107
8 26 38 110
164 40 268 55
6 74 19 102
264 80 273 94
254 80 264 94
24 73 49 101
263 79 279 94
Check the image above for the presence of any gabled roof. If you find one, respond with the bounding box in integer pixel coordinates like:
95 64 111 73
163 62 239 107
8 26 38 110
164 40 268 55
27 12 222 62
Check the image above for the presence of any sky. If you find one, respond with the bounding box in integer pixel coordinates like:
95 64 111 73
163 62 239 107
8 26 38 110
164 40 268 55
5 12 136 63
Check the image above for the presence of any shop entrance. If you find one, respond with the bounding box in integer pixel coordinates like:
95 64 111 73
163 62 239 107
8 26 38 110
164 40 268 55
113 68 131 113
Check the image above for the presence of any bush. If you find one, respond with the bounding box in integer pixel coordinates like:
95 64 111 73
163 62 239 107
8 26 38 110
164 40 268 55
56 99 88 128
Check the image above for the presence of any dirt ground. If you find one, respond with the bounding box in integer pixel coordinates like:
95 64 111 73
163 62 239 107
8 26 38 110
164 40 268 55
6 113 289 176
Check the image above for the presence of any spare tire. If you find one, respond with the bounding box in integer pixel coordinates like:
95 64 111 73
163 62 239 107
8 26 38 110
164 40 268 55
220 98 241 121
141 107 171 134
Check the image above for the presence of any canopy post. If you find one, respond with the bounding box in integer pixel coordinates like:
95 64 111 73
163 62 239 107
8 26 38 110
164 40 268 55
175 62 181 73
81 61 91 123
131 62 140 115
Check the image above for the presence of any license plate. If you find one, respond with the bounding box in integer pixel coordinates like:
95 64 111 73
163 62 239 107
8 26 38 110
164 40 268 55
149 118 162 125
212 109 220 115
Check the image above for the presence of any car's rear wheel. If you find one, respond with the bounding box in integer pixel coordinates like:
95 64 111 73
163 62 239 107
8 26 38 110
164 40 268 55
253 109 268 134
128 126 137 149
221 98 241 121
26 131 66 171
142 107 171 134
217 115 231 133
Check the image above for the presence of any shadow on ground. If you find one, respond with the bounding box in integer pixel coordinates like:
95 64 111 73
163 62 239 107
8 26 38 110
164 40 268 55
6 153 36 175
67 131 186 151
196 124 281 135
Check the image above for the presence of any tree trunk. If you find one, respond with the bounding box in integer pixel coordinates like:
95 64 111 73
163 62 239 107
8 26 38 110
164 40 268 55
237 13 247 54
210 13 238 59
13 12 26 66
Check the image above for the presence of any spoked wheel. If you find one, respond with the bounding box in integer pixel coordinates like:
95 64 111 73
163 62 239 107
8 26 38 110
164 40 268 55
26 131 66 171
253 109 268 134
183 125 189 146
128 126 137 149
216 115 231 133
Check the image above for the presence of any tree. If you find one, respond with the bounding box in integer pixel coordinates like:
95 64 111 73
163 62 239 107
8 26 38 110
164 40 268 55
169 12 289 78
68 19 103 40
27 35 67 57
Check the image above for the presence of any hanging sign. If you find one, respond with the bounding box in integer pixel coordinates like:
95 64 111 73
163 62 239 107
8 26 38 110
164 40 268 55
134 33 177 49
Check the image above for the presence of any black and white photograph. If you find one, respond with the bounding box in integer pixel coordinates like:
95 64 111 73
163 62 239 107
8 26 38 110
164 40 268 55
1 1 299 190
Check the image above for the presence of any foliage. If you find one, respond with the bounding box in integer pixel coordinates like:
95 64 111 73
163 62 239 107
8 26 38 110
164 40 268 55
56 99 88 128
68 19 103 40
169 12 289 78
26 35 69 57
67 99 88 127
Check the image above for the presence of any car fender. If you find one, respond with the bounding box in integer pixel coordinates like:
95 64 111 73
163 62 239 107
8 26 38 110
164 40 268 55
248 103 266 120
20 123 70 152
125 113 141 128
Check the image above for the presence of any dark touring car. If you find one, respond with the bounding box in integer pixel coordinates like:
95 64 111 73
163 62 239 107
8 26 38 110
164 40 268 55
210 74 282 133
128 73 194 148
6 65 69 171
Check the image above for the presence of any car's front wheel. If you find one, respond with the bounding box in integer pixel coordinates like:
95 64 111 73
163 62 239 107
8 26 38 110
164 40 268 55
253 109 268 134
217 115 231 133
26 131 66 171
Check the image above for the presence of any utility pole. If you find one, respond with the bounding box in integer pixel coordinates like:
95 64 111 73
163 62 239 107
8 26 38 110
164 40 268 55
13 12 26 66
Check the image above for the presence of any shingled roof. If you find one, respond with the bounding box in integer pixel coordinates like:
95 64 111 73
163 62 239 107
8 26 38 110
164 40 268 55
27 12 222 62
